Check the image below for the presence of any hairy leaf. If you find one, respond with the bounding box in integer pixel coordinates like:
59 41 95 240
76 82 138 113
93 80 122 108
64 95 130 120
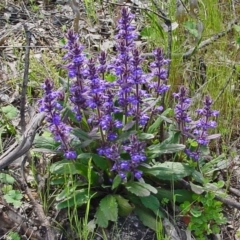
142 162 194 180
140 195 160 214
113 194 134 217
99 195 118 222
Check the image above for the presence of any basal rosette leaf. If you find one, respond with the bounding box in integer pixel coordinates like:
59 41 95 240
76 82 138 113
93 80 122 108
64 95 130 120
147 108 172 134
111 175 122 190
56 188 92 209
156 188 193 203
78 153 110 170
134 206 160 231
95 208 108 228
141 162 194 181
50 160 78 175
95 195 118 227
140 194 160 214
113 194 134 217
125 182 157 197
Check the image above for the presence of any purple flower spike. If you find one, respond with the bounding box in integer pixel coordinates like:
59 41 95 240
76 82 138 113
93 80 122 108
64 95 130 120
39 79 76 160
173 86 192 128
193 95 219 146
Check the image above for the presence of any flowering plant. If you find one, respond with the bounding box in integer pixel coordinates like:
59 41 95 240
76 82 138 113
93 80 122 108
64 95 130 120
37 7 220 231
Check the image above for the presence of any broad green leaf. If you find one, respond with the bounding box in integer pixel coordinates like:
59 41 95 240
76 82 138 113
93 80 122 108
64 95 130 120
50 160 77 175
50 177 66 185
78 153 109 170
141 162 194 180
140 195 160 214
192 170 204 184
113 194 134 217
1 105 18 120
112 175 122 190
147 143 185 157
99 195 118 222
125 182 157 197
125 182 150 196
71 128 94 141
0 173 15 184
190 182 204 194
138 133 155 140
134 206 158 231
147 109 171 134
75 162 100 185
56 186 76 201
34 135 60 150
4 190 23 207
156 189 193 203
56 189 90 209
95 207 108 228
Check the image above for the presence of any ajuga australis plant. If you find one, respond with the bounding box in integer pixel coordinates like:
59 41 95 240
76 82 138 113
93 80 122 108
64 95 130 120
37 7 223 236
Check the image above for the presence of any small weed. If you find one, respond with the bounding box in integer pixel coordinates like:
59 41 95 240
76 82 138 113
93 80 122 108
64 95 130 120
6 231 21 240
0 173 23 208
180 192 226 239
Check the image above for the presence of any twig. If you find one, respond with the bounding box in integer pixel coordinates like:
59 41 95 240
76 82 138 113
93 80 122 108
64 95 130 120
229 187 240 198
0 112 45 170
20 24 31 133
142 18 239 60
2 203 44 240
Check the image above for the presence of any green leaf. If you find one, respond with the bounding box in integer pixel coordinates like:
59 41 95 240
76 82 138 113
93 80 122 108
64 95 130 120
147 143 185 158
134 206 158 231
156 189 193 203
192 170 204 184
99 195 118 222
56 189 90 209
112 175 122 190
184 21 198 37
147 109 171 134
138 133 155 140
71 128 94 141
125 182 157 197
113 194 134 217
190 207 202 217
105 73 117 82
12 200 22 208
34 135 59 150
234 24 240 32
50 160 77 175
190 182 204 194
2 185 13 194
78 153 109 170
56 186 77 201
1 105 18 120
75 162 100 185
4 190 23 207
95 207 108 228
0 173 15 184
140 195 160 214
141 162 194 180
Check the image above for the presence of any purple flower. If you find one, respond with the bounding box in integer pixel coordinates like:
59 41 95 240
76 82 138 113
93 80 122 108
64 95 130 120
194 95 219 146
39 79 76 159
173 86 192 127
